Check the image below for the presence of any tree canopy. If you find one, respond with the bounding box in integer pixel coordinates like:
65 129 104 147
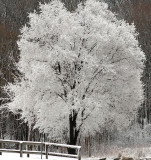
4 0 145 146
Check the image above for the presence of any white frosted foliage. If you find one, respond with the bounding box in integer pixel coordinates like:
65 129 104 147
4 0 145 141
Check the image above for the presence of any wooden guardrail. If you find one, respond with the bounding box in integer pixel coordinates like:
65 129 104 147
0 139 81 160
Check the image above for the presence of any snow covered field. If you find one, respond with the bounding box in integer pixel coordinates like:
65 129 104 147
1 147 151 160
0 153 100 160
0 153 82 160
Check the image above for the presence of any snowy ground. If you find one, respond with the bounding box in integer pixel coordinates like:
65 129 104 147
0 153 82 160
2 147 151 160
0 153 101 160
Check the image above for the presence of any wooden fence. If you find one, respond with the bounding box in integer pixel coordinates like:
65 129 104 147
0 139 81 160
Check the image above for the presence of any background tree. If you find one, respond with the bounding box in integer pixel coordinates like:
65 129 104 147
4 0 145 153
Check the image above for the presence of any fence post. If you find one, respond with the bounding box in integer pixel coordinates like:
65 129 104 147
41 142 43 159
77 148 81 160
20 142 23 157
46 144 49 159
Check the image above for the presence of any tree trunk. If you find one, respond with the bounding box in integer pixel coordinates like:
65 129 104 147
88 135 91 157
68 110 79 155
27 124 34 157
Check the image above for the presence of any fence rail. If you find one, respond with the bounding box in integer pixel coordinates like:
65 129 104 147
0 139 81 160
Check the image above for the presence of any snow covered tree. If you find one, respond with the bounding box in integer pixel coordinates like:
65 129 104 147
4 0 145 152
